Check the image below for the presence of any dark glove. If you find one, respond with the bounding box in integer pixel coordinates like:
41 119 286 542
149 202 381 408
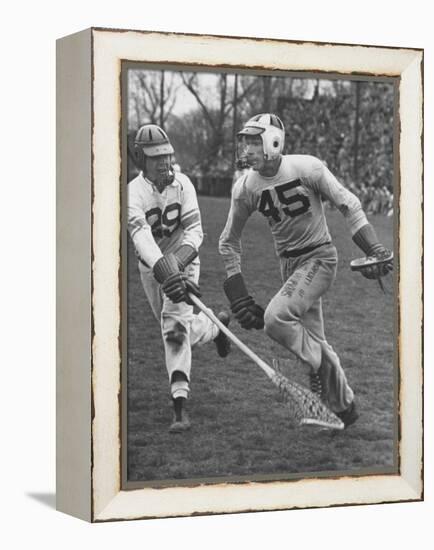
174 244 198 271
161 273 201 305
223 273 264 330
184 277 201 305
231 296 265 329
153 254 200 305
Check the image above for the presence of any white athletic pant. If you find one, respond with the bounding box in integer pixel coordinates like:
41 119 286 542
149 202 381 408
263 243 354 413
138 259 218 397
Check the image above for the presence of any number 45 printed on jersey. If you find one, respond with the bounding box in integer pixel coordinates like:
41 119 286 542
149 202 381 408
259 180 310 223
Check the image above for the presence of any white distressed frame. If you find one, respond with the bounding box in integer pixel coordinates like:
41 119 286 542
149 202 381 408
59 28 423 522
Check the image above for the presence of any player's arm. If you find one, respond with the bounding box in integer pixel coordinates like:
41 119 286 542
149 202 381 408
127 188 163 269
219 178 264 330
218 177 252 277
309 158 392 278
174 175 203 271
127 184 200 303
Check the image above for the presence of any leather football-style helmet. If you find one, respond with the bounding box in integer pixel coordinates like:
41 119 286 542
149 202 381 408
238 113 285 160
133 124 174 168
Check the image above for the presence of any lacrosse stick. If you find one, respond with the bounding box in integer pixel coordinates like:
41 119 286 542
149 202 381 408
350 250 393 294
189 293 344 430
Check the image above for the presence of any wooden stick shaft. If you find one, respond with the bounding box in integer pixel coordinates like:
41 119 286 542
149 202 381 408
189 294 275 379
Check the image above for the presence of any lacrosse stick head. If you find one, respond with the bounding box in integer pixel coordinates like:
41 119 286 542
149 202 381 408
271 361 344 430
350 250 393 272
350 250 394 293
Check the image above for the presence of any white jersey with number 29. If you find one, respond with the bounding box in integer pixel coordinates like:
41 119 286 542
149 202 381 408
128 171 202 268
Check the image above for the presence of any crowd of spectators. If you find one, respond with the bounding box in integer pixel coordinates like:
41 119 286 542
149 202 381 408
346 182 393 216
324 180 394 217
276 81 395 216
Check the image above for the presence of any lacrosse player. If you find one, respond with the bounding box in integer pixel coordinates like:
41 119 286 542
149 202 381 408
219 113 392 428
128 124 231 433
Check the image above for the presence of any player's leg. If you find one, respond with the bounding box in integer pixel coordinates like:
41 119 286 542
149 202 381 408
139 263 193 432
138 262 163 320
160 295 194 432
139 261 230 432
264 255 333 369
302 297 354 414
160 261 230 432
264 247 354 417
185 260 231 357
299 283 356 419
140 258 229 353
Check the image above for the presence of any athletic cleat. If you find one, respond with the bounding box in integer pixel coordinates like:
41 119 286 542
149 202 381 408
336 401 359 428
309 366 323 398
214 311 231 358
169 412 191 433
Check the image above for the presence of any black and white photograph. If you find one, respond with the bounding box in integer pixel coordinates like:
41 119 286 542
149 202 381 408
54 27 422 524
123 65 396 485
2 0 431 542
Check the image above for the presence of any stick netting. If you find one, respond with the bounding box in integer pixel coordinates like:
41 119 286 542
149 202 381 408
270 364 344 430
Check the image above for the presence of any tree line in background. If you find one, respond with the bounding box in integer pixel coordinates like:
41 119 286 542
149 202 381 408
127 70 394 198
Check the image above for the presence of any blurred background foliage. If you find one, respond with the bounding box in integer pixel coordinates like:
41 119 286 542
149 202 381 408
127 69 394 207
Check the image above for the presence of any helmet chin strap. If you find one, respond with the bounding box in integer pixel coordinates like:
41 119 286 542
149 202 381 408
152 168 175 192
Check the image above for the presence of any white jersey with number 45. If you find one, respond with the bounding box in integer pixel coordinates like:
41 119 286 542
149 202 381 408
219 155 368 276
128 171 202 268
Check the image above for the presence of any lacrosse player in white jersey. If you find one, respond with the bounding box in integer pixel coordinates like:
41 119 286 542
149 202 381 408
128 124 231 433
219 113 392 428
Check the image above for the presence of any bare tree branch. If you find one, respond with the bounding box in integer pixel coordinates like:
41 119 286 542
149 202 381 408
164 94 178 124
162 73 181 122
129 71 181 127
221 78 258 120
180 73 216 131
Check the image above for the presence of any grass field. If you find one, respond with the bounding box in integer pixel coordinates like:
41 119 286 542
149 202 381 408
126 195 396 483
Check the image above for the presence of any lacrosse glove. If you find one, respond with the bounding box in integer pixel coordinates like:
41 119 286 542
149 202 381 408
223 273 264 330
174 244 198 271
153 254 201 305
352 223 393 280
